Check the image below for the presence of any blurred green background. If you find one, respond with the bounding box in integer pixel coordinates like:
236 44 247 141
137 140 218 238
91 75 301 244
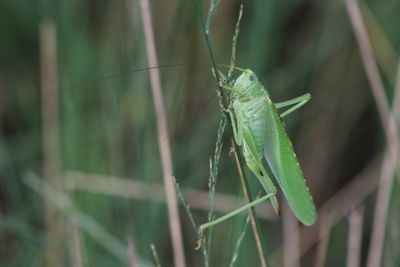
0 0 399 266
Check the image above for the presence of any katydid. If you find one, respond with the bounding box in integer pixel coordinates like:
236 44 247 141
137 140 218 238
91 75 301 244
218 67 317 226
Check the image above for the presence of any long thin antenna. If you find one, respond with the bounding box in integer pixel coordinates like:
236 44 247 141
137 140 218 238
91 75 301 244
64 63 245 90
64 63 197 90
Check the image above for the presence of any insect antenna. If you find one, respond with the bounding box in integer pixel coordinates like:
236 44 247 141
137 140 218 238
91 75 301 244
63 63 207 90
64 62 235 142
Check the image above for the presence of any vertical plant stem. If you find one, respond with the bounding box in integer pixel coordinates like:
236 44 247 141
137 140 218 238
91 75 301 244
138 1 186 267
232 140 269 267
366 151 395 267
40 18 63 267
206 117 227 263
344 0 399 158
346 206 364 267
193 0 223 93
365 61 400 267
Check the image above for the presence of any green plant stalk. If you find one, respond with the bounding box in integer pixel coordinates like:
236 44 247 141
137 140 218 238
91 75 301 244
206 117 227 260
173 177 210 265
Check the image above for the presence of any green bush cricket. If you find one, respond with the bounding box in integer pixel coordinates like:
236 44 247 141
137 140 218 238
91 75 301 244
200 66 317 231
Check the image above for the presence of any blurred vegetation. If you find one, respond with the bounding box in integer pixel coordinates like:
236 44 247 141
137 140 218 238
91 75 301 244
0 0 399 266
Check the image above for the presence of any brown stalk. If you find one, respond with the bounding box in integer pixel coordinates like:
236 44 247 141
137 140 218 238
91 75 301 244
40 18 63 267
138 1 186 267
345 1 400 266
345 0 399 158
366 61 400 267
346 206 364 267
366 151 395 267
232 139 268 267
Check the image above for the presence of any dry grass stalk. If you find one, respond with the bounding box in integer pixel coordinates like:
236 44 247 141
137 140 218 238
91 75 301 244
40 18 63 267
346 206 364 267
232 139 268 267
138 1 186 267
345 0 399 156
366 61 400 267
345 1 400 266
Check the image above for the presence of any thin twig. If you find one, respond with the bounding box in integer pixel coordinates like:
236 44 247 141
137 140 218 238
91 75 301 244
232 140 269 267
346 206 364 267
138 1 186 267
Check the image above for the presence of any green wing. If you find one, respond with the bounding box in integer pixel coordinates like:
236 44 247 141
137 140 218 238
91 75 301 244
263 96 317 226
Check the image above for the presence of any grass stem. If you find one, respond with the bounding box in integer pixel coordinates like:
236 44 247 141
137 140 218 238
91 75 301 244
139 1 186 267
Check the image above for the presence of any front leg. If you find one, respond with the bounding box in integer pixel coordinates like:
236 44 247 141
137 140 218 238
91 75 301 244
227 107 243 146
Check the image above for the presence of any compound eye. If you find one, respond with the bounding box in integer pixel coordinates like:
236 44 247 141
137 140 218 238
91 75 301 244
249 75 255 81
